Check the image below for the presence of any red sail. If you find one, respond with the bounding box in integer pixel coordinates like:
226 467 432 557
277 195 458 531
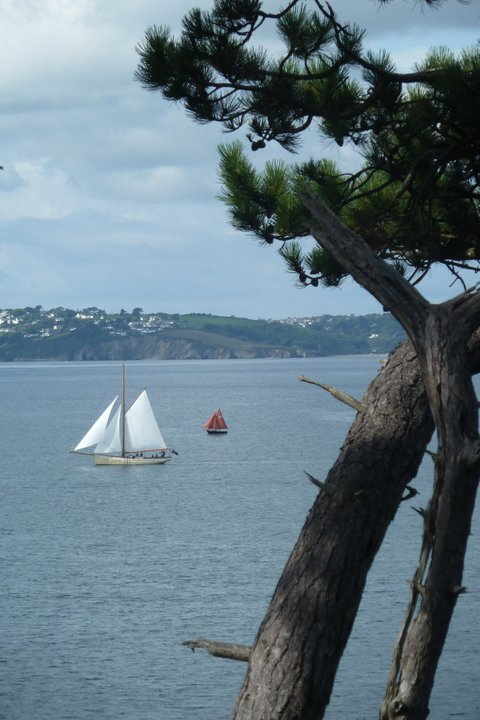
204 408 228 431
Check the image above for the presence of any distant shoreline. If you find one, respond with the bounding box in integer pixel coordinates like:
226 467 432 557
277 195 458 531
0 307 405 362
0 352 387 364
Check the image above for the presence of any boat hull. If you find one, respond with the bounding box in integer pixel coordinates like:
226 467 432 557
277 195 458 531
94 454 171 465
206 429 228 434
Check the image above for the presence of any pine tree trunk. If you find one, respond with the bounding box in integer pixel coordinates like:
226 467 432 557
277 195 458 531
232 340 434 719
382 304 480 720
231 329 480 720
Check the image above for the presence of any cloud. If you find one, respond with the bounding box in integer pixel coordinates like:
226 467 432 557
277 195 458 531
0 1 478 319
332 0 479 35
0 159 82 221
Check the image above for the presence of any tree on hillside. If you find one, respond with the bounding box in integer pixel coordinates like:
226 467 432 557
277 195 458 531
135 2 480 718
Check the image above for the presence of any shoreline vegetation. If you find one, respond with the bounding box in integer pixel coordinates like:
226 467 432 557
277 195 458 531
0 306 405 361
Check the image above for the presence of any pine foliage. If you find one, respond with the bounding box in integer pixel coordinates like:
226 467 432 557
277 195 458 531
136 0 480 289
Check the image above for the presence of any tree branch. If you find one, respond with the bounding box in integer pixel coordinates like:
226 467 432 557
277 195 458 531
182 639 251 662
299 374 365 411
302 190 430 343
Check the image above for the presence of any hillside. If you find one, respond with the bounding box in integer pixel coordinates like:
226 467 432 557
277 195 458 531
0 306 406 361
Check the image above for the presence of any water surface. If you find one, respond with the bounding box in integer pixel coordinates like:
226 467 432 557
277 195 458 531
1 358 478 719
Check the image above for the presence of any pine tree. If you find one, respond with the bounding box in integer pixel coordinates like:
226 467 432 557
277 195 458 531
136 2 480 718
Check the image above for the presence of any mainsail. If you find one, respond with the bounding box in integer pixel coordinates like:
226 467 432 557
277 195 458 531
124 390 167 451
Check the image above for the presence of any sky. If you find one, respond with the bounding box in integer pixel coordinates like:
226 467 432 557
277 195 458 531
0 0 478 320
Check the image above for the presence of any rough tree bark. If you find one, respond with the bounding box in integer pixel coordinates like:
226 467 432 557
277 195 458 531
381 300 480 720
232 340 434 719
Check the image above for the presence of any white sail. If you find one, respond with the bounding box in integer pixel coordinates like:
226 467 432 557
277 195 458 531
71 369 173 464
74 396 118 452
94 405 122 455
124 390 167 451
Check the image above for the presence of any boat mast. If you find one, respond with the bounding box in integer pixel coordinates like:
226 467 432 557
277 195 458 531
121 364 126 457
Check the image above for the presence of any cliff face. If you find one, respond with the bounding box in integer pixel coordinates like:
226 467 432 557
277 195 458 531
69 337 243 361
1 335 308 361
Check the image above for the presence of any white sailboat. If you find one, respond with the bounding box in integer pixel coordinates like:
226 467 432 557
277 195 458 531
72 366 176 465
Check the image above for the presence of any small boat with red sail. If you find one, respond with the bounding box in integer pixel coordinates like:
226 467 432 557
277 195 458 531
203 408 228 434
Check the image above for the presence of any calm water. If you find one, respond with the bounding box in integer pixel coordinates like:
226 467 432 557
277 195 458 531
0 357 478 720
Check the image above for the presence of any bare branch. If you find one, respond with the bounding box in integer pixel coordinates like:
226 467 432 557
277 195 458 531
401 485 419 501
299 375 365 411
182 639 251 662
304 471 336 495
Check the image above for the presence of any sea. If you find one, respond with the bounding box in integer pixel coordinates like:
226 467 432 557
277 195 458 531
0 357 478 720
